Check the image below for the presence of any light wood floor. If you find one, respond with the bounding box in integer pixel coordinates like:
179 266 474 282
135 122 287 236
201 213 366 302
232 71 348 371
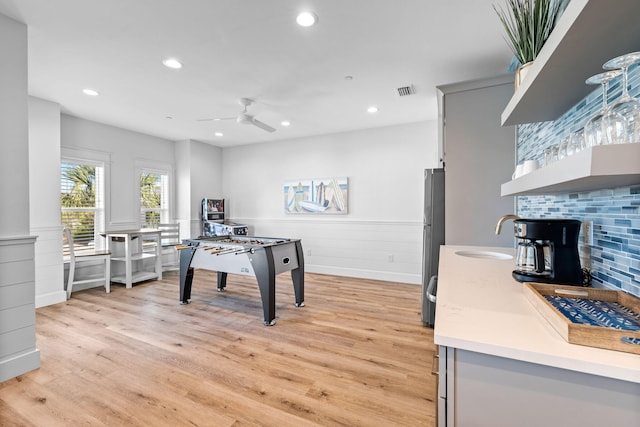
0 271 436 426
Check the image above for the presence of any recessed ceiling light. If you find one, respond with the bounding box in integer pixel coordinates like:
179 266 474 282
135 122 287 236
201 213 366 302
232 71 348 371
82 89 99 96
344 75 353 80
281 121 291 127
162 58 183 69
215 132 223 137
367 106 379 113
296 11 318 27
165 116 173 120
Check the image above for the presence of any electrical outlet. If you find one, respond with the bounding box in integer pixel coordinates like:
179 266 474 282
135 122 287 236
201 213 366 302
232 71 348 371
582 220 593 246
388 254 394 262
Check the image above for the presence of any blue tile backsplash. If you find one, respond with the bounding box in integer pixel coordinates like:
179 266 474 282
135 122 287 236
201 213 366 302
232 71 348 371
516 63 640 298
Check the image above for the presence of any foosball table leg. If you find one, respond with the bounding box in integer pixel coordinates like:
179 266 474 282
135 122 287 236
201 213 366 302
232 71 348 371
179 246 197 304
252 247 277 326
292 240 305 308
217 271 227 292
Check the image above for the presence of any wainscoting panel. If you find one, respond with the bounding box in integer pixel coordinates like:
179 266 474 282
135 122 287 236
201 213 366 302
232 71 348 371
31 226 65 308
235 218 423 284
0 235 40 382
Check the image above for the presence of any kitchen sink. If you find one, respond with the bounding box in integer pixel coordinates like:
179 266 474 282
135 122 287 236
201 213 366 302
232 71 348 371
454 250 513 260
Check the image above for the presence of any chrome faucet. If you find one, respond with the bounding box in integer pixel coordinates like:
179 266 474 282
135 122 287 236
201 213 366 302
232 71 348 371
495 214 520 235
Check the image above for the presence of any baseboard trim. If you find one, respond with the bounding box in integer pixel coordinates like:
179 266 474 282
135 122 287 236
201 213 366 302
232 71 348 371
0 348 40 383
36 290 67 308
306 264 420 285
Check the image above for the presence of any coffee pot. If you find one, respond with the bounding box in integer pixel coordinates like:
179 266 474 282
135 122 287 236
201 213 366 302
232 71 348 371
496 216 584 285
515 240 552 277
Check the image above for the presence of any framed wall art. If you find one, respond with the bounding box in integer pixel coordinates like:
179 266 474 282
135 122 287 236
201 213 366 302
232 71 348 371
284 177 348 214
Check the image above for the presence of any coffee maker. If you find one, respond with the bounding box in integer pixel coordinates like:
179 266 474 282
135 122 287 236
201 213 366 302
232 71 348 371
511 218 584 285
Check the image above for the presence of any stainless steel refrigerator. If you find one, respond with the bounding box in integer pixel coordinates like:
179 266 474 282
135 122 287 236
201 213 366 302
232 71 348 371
421 168 445 327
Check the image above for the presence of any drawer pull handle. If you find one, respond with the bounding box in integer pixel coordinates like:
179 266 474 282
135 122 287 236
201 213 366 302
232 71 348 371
431 354 439 375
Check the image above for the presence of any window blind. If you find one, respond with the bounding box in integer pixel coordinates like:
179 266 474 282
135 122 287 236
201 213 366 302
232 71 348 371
61 161 105 249
140 170 169 227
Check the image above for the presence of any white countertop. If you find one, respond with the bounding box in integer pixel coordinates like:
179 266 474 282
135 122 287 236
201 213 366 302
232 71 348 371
434 245 640 383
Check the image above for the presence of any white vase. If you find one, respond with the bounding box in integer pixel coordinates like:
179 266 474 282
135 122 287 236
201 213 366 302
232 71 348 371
515 61 534 90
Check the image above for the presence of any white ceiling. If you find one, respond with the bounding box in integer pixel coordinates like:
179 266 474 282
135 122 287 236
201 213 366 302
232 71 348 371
0 0 513 147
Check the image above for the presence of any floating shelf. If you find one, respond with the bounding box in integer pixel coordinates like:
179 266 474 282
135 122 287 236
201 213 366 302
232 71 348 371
501 144 640 196
501 0 640 126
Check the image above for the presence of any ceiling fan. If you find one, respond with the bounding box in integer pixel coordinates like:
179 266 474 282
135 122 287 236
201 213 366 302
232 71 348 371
198 98 276 133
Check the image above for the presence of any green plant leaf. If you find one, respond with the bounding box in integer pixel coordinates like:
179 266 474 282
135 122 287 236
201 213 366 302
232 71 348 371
494 0 561 66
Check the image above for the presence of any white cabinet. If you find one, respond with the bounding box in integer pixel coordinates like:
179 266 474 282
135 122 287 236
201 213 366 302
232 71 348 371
434 245 640 426
106 229 162 288
501 144 640 196
439 346 639 427
501 0 640 126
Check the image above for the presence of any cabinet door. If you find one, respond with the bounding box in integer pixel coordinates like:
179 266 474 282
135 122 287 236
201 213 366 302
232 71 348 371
437 346 445 427
454 348 640 426
437 345 454 427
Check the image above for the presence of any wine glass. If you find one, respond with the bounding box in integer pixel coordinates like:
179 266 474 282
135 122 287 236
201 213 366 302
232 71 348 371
558 136 570 160
570 129 585 154
583 70 623 147
603 52 640 143
601 73 627 145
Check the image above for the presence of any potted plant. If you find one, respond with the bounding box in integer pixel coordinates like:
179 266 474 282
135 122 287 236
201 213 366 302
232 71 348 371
494 0 563 89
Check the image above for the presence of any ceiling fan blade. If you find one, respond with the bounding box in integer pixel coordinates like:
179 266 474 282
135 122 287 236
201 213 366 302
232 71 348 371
250 118 276 133
196 116 235 122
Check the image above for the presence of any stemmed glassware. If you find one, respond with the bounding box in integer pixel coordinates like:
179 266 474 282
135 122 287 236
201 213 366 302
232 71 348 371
601 76 628 145
583 70 623 147
602 51 640 143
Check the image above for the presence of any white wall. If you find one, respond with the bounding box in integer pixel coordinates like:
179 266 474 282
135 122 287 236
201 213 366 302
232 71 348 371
29 96 65 307
223 121 437 284
29 112 435 304
0 14 29 237
175 140 192 238
191 140 223 236
57 116 179 297
61 115 176 229
175 139 223 238
440 76 516 247
54 120 223 297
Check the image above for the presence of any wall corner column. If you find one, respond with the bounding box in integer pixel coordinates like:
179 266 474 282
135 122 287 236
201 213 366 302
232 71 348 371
0 13 40 382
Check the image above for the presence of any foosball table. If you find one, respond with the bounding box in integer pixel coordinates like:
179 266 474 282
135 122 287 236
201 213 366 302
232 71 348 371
178 236 305 326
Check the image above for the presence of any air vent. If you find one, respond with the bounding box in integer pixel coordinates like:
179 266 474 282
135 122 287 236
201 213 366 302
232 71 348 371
397 85 415 96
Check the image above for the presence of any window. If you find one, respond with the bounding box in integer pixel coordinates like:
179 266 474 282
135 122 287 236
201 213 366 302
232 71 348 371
60 159 106 250
140 169 169 227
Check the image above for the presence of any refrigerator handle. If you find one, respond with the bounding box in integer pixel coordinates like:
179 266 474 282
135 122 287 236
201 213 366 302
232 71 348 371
426 275 438 303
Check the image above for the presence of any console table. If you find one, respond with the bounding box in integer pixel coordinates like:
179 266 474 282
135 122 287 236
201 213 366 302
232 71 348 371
105 229 162 288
